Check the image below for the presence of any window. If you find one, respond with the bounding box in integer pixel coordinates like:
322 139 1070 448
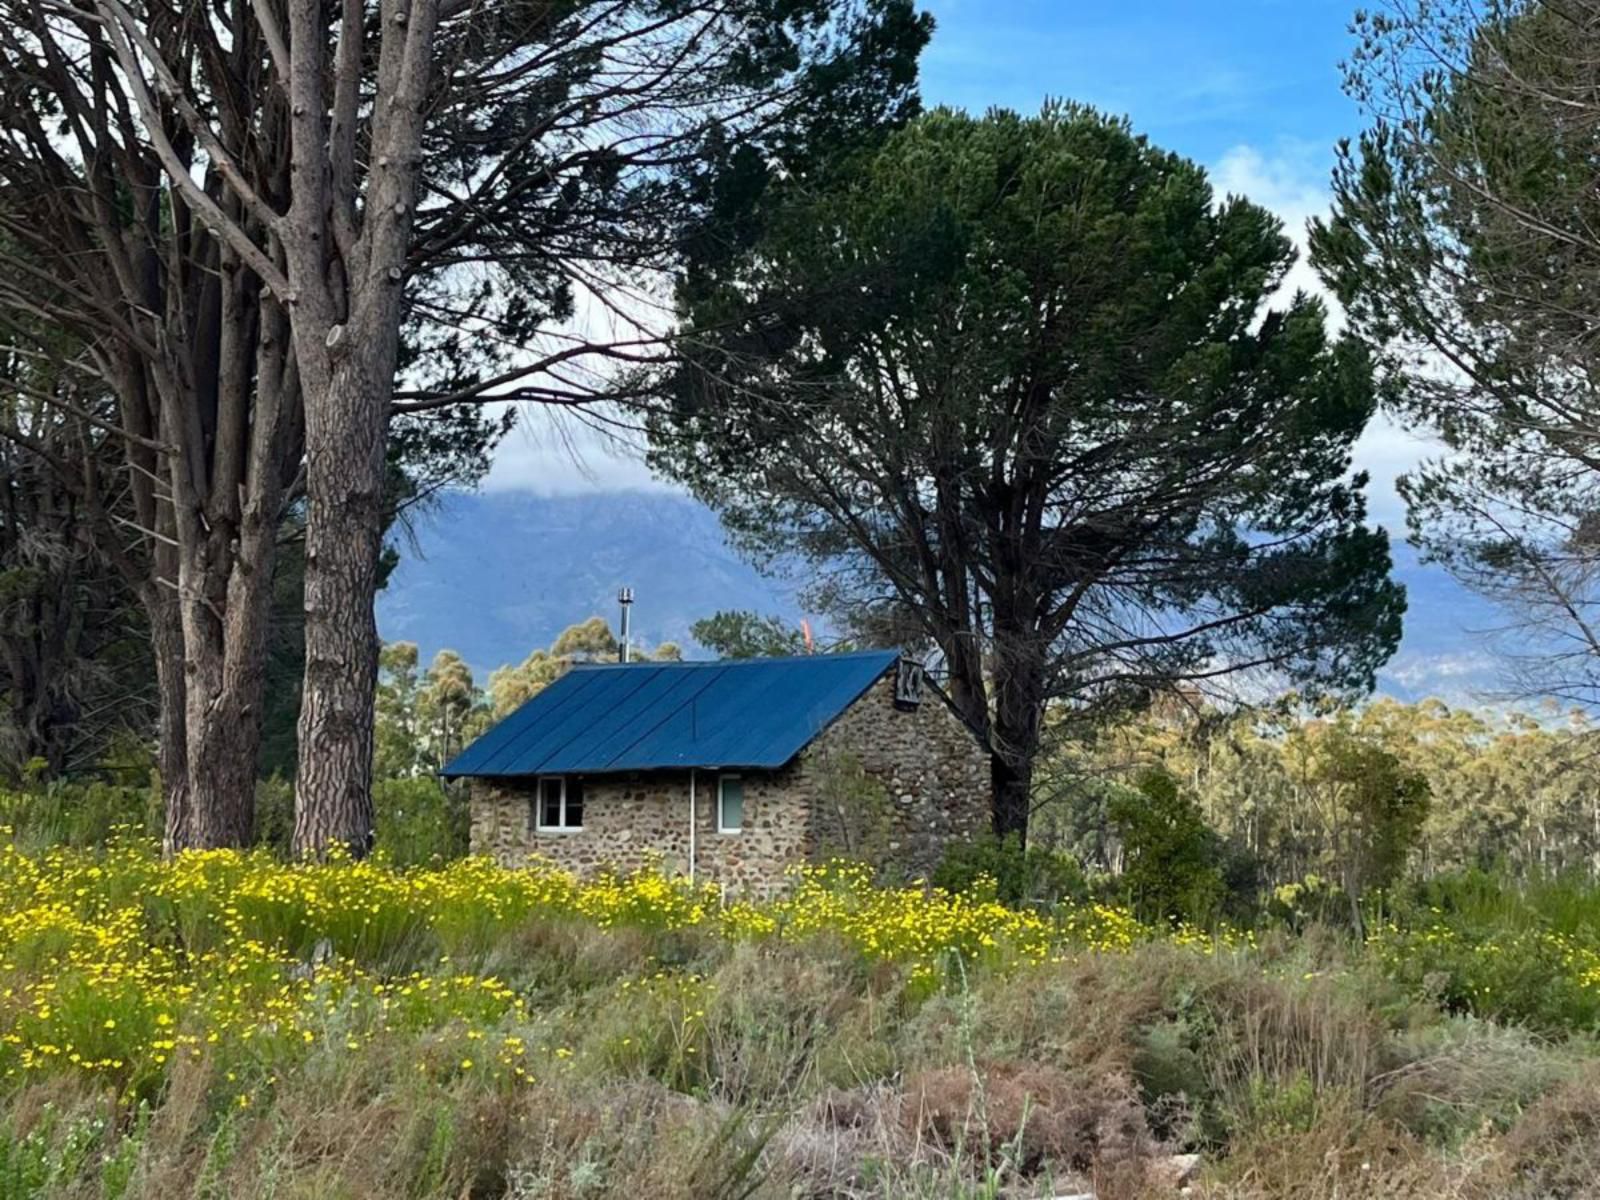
534 776 584 831
717 774 744 834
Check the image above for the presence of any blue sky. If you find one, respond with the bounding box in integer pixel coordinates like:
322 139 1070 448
391 3 1508 700
919 0 1362 166
486 0 1437 530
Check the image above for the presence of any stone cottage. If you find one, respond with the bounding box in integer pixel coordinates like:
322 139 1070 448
442 649 991 894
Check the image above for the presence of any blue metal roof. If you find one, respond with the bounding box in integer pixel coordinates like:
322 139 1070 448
440 649 899 778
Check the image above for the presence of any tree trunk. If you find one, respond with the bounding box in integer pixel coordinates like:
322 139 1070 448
147 275 295 855
292 350 391 857
149 590 192 854
285 0 440 857
1346 871 1366 941
988 619 1046 846
182 512 279 848
992 754 1033 843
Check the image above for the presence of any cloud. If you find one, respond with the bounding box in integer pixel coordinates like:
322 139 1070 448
481 404 676 497
1211 142 1339 317
479 140 1443 520
1352 413 1438 531
1209 142 1446 529
469 260 677 495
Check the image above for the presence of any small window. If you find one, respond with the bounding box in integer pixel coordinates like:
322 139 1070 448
717 774 743 834
534 777 583 831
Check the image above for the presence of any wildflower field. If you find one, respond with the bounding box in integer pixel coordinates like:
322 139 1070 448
0 833 1150 1096
3 833 1600 1198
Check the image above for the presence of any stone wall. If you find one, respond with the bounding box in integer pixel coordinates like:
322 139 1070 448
468 764 812 896
468 664 991 894
801 672 992 879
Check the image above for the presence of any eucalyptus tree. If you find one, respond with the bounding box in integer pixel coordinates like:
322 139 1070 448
654 105 1405 840
0 0 927 853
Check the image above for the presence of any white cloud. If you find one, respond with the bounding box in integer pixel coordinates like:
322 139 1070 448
1212 142 1339 318
478 141 1443 515
1210 142 1445 529
470 261 677 494
1352 412 1436 531
482 404 676 496
1384 649 1499 688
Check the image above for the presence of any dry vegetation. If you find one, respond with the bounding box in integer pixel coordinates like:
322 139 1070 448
0 839 1598 1198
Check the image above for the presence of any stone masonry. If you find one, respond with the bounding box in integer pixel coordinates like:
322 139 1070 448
468 667 991 896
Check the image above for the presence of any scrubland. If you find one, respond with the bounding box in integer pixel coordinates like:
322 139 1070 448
0 825 1597 1199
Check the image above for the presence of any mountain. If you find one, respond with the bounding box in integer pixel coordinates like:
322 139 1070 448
377 490 809 675
378 488 1517 703
1373 542 1508 705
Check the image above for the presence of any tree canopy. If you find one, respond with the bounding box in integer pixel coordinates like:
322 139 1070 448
1313 0 1600 705
653 103 1405 839
0 0 929 852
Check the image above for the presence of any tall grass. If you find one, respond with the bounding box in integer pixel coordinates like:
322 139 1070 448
0 833 1598 1194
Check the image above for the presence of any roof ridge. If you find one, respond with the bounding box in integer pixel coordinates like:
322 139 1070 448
569 647 900 670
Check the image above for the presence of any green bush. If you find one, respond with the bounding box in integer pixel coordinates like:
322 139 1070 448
251 775 467 866
1376 870 1600 1034
932 833 1087 909
375 776 469 867
255 775 295 854
1109 770 1227 927
0 779 158 850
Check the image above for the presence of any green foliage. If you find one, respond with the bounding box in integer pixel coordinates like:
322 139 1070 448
0 1111 102 1200
486 618 682 718
1228 1071 1325 1140
551 616 620 663
656 101 1404 845
373 643 488 782
809 751 896 871
2 828 1600 1194
1266 874 1347 932
0 780 158 851
1041 695 1543 912
1109 771 1227 927
1375 871 1600 1034
690 610 809 659
374 778 469 869
254 776 296 856
1314 1 1600 705
0 772 465 868
932 835 1086 910
1302 724 1430 923
375 641 424 781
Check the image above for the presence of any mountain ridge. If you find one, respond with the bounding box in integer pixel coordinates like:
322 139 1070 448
376 488 1512 706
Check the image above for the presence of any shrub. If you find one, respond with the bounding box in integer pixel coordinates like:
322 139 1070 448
903 1063 1152 1173
2 831 1600 1197
932 834 1087 909
254 774 294 854
1374 1018 1583 1150
0 779 157 849
374 777 469 867
1376 870 1600 1034
1498 1065 1600 1198
244 775 467 865
1108 770 1226 927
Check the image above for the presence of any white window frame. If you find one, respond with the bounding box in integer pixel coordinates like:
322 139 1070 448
717 773 743 835
534 776 583 832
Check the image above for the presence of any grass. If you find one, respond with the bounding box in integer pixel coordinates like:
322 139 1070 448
0 834 1598 1196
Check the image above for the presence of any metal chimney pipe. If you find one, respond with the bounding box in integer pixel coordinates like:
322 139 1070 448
618 587 634 663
